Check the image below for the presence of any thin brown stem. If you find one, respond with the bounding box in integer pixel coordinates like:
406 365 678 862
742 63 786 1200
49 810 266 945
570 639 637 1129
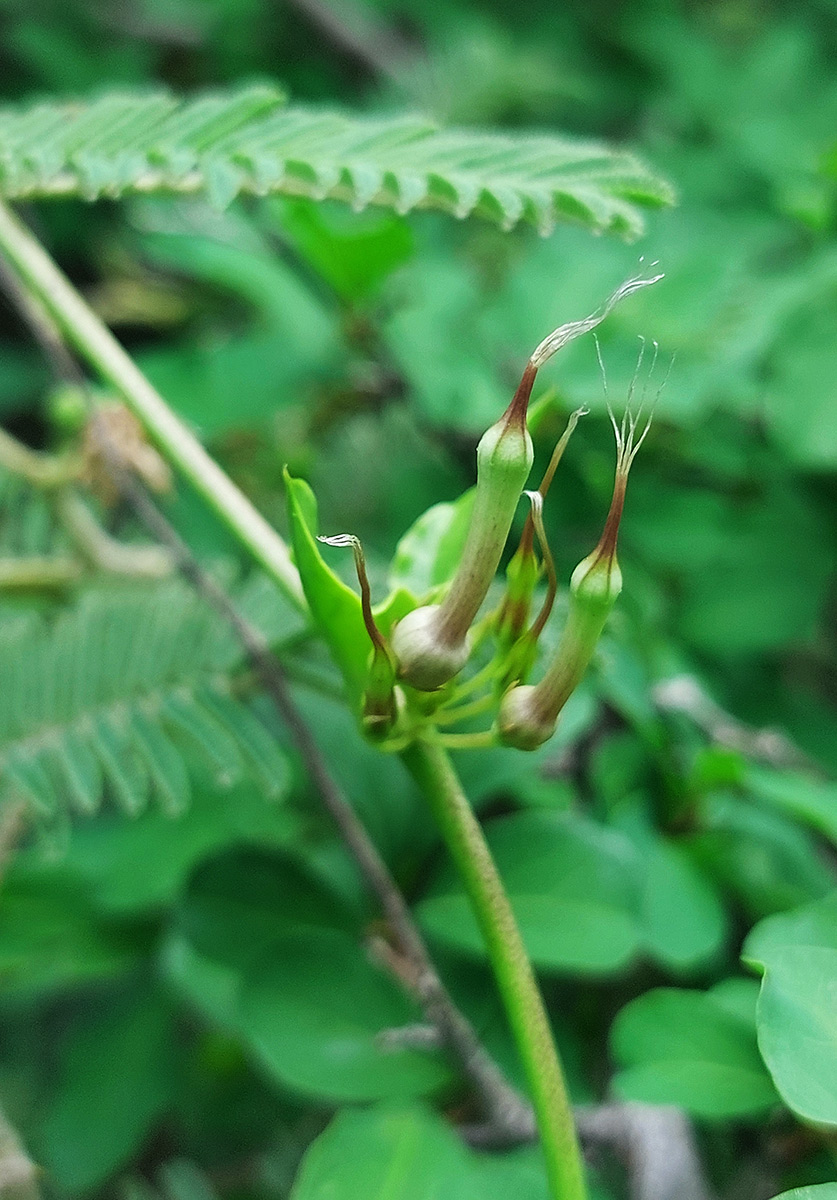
113 461 534 1143
0 1107 41 1200
0 255 534 1145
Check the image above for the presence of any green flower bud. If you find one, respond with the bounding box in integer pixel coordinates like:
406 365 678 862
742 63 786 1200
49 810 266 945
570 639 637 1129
392 362 536 690
388 602 471 693
496 407 586 654
496 683 557 751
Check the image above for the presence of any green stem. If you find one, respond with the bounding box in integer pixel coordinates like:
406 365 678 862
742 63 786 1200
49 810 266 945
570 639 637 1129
0 200 305 611
402 737 587 1200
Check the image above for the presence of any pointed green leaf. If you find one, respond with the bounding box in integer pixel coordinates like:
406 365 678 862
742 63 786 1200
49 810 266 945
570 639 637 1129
744 894 837 1127
611 984 777 1118
131 709 191 817
197 687 290 799
94 713 150 816
160 694 243 786
284 470 370 710
51 732 103 815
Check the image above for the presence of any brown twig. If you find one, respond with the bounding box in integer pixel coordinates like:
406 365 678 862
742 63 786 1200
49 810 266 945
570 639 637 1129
101 452 535 1144
0 803 26 885
653 674 815 771
0 255 534 1145
0 1108 41 1200
0 236 719 1198
576 1104 714 1200
284 0 419 83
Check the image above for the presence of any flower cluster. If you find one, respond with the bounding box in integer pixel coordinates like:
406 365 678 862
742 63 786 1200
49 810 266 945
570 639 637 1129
322 271 665 751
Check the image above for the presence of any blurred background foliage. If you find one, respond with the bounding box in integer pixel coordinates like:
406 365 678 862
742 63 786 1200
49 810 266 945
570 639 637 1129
1 0 837 1198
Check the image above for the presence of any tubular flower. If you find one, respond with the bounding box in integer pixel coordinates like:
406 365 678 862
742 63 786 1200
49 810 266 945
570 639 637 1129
391 270 663 693
498 365 656 751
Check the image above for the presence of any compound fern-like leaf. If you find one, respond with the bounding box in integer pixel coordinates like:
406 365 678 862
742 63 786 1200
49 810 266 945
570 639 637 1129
0 580 292 820
0 86 673 237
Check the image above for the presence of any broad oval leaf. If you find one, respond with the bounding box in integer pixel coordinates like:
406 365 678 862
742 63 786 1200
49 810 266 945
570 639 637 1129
176 844 361 968
744 893 837 1127
291 1103 555 1200
610 984 777 1119
237 927 450 1102
39 986 178 1193
290 1104 475 1200
770 1190 837 1200
418 811 643 974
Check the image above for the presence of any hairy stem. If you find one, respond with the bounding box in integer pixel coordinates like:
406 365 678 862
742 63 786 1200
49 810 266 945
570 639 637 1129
0 200 304 610
402 737 587 1200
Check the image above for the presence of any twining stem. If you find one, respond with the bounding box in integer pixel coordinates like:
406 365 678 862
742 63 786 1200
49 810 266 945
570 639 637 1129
0 200 305 611
402 736 587 1200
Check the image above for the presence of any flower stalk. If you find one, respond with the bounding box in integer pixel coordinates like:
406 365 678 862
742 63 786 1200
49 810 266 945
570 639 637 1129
402 737 588 1200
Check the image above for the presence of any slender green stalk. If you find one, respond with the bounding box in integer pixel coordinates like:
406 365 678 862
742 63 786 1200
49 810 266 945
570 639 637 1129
402 737 587 1200
0 200 305 611
0 200 585 1191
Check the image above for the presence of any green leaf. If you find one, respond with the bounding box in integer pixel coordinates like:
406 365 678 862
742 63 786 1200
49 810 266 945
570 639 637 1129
60 782 298 913
277 199 414 302
290 1104 476 1200
94 711 151 816
176 845 360 969
131 709 191 818
0 88 672 237
238 928 450 1102
388 489 477 599
418 811 643 974
160 693 243 786
162 934 240 1031
689 795 836 920
284 470 370 710
0 581 298 820
744 766 837 847
641 836 728 970
610 983 777 1118
197 688 291 799
290 1102 567 1200
0 865 149 1001
39 986 178 1193
770 1189 837 1200
744 893 837 1127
